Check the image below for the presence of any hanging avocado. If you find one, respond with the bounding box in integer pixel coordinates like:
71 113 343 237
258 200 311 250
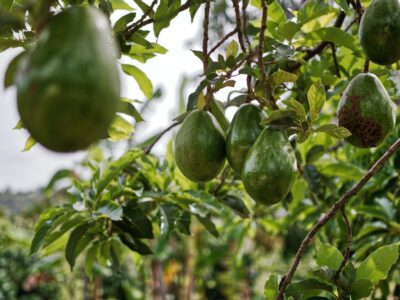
242 128 297 206
337 73 396 148
16 6 120 152
175 109 226 182
226 104 262 174
359 0 400 65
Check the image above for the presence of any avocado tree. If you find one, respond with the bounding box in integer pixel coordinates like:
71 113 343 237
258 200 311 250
2 0 400 299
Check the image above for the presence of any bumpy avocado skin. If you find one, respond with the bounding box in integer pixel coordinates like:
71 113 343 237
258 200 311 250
359 0 400 65
174 110 226 182
242 128 296 206
16 6 120 152
226 104 262 174
337 73 396 148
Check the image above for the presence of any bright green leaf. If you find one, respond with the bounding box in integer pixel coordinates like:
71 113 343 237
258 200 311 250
122 64 153 98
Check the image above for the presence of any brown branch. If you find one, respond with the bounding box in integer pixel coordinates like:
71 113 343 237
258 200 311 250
330 43 341 78
123 0 192 38
287 11 346 73
363 58 369 73
276 137 400 300
123 0 158 38
144 122 181 154
207 27 239 57
202 0 212 108
334 207 352 298
231 0 247 53
258 0 277 110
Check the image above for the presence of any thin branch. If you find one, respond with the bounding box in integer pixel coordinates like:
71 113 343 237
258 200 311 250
258 0 277 110
123 0 158 38
231 0 247 53
241 0 253 101
123 0 192 38
363 58 369 73
144 122 181 154
276 137 400 300
202 0 212 108
287 11 346 73
207 27 239 57
330 43 341 78
334 207 352 298
211 166 230 195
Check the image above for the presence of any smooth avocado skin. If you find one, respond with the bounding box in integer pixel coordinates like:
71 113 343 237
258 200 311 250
226 104 262 174
174 110 226 182
359 0 400 65
242 128 296 206
16 6 120 152
337 73 396 148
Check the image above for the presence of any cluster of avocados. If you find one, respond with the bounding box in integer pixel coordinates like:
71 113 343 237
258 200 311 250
174 105 297 206
175 0 399 206
16 6 120 152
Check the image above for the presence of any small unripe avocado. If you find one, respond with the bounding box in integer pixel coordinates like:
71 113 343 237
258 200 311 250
226 104 262 174
16 6 120 152
242 128 297 206
174 109 226 182
359 0 400 65
337 73 396 148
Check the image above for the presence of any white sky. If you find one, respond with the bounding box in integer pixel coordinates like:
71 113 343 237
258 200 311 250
0 11 204 192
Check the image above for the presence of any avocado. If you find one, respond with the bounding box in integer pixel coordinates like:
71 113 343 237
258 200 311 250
16 6 120 152
175 109 226 182
359 0 400 65
242 128 297 206
337 73 396 148
226 104 262 174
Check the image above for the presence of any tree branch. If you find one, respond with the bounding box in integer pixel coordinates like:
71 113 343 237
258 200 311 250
202 0 212 108
207 27 239 57
330 43 341 78
276 137 400 300
144 122 181 154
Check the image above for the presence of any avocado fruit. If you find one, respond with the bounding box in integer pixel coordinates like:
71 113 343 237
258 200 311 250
226 104 262 174
337 73 396 148
175 109 226 182
242 128 297 206
359 0 400 65
16 6 120 152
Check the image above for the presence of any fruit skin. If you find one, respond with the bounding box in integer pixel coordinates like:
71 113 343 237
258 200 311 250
16 6 120 152
175 110 226 182
226 104 262 174
359 0 400 65
242 128 296 206
337 73 396 148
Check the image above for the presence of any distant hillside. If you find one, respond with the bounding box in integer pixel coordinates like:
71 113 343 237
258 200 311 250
0 189 43 214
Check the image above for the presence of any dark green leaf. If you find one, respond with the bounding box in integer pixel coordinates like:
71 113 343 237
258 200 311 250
65 223 91 270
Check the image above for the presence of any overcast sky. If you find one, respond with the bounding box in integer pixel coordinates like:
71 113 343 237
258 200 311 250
0 11 203 192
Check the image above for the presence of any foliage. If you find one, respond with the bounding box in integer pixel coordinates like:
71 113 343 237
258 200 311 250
1 0 400 299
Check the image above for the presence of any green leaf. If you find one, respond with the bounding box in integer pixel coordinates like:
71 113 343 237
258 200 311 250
13 119 24 130
270 70 298 86
113 12 136 32
264 274 279 300
123 203 154 238
286 278 333 296
316 243 344 270
110 0 133 10
319 162 364 181
189 0 203 21
22 136 36 152
261 110 295 125
97 200 123 221
31 221 54 254
97 150 140 195
153 0 181 37
277 21 301 41
315 124 351 139
196 214 219 237
65 223 91 270
305 27 358 51
356 243 399 284
132 0 155 16
282 98 307 124
334 0 350 14
84 243 99 281
350 279 373 299
4 51 24 88
118 98 144 122
307 80 325 121
219 195 250 218
108 115 134 141
298 0 334 24
122 64 153 98
296 130 310 144
0 37 25 52
118 234 153 255
210 98 229 132
226 40 238 58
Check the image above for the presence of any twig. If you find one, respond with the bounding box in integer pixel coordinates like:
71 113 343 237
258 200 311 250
330 43 341 78
334 207 352 298
144 122 181 154
123 0 158 38
241 0 253 102
211 166 230 195
276 137 400 300
123 0 192 38
258 0 278 110
231 0 247 53
287 11 346 73
207 28 239 57
203 0 212 108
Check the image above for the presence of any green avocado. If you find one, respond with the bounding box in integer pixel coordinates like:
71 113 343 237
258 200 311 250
175 109 226 182
337 73 396 148
226 104 262 174
359 0 400 65
242 128 296 206
16 6 120 152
